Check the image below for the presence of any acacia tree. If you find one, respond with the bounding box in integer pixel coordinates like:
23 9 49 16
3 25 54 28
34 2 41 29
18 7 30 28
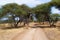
1 3 27 27
33 0 60 26
1 0 60 28
20 4 34 25
48 0 60 26
33 3 51 24
1 3 33 28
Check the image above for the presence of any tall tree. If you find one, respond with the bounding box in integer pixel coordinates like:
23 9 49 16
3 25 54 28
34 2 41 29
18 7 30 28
33 3 51 24
1 3 27 27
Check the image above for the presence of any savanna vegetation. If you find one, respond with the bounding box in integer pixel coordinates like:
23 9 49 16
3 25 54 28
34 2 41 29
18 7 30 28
0 0 60 28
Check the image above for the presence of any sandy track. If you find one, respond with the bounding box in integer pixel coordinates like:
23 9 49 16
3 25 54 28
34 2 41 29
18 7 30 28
33 28 49 40
12 28 49 40
12 28 36 40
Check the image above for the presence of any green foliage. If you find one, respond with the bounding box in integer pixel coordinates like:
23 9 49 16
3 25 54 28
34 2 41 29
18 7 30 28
51 0 60 9
34 3 51 13
50 13 60 20
2 3 27 16
21 4 31 12
0 1 60 23
51 13 60 17
33 3 52 22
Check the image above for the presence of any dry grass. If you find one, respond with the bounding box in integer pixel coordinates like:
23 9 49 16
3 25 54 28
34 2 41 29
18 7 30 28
42 21 60 40
0 23 12 28
43 28 60 40
0 28 25 40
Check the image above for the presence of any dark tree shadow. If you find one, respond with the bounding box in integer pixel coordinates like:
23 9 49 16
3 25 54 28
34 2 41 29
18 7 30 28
31 25 57 28
1 25 24 30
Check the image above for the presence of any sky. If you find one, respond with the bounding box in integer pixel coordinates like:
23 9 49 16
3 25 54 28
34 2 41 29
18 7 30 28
0 0 51 7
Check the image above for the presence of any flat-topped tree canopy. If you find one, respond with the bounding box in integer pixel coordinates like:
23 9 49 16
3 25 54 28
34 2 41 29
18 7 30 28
50 0 60 10
1 3 27 17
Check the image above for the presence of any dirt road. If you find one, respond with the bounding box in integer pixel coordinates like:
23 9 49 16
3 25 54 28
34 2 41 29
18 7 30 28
12 28 49 40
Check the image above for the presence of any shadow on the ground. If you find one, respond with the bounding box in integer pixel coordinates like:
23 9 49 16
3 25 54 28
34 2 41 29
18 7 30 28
31 24 60 28
1 25 60 30
1 26 24 30
31 25 60 28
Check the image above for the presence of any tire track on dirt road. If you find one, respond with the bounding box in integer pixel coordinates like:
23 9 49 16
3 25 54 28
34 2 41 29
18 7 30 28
12 28 37 40
33 28 49 40
12 28 49 40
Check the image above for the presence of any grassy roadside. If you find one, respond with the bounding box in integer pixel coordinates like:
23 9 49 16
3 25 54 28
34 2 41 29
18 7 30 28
0 28 26 40
43 28 60 40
